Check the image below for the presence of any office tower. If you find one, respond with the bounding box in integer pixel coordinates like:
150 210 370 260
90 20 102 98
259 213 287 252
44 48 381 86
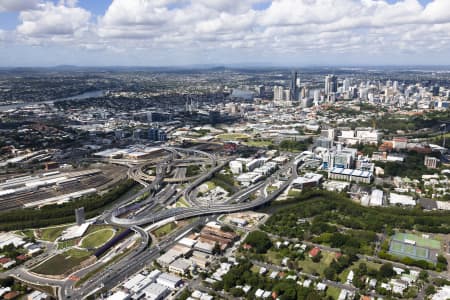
393 81 399 91
343 78 350 92
325 74 337 95
75 207 85 226
313 90 320 104
301 87 307 99
273 86 284 101
257 85 265 97
290 71 299 100
432 84 440 96
284 89 291 102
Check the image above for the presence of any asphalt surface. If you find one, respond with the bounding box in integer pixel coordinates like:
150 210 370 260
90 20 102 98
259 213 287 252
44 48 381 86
8 150 304 299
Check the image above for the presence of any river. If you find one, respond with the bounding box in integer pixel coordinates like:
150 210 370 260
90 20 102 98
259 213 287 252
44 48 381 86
0 90 106 112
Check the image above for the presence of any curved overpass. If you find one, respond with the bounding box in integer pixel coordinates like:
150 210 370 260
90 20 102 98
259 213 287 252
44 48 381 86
110 158 299 226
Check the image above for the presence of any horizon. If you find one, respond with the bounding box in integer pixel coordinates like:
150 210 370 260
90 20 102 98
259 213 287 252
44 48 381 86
3 63 450 70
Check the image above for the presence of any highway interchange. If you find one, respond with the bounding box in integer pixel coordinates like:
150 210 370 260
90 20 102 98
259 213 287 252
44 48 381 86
7 147 311 299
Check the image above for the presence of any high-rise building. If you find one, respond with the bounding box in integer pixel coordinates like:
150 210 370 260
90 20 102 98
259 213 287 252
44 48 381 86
325 74 337 95
273 86 284 101
75 207 85 226
290 71 299 100
393 81 399 91
343 78 350 92
313 90 320 105
432 84 440 96
257 85 265 97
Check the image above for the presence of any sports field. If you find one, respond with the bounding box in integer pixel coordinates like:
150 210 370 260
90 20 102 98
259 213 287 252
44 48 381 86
389 232 440 262
80 228 115 249
216 133 249 140
390 240 429 260
392 233 440 249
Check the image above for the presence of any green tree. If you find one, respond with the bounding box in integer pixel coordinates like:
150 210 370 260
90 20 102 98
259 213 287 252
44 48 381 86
379 263 395 278
244 231 272 254
425 285 436 296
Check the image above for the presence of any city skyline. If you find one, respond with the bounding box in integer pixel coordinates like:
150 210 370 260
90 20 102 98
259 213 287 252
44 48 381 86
1 0 450 67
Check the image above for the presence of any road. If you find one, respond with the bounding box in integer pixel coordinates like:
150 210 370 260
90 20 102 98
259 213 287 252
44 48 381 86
67 217 206 299
10 150 305 299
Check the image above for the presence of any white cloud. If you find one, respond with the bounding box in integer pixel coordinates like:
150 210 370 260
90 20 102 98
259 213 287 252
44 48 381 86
5 0 450 64
0 0 38 12
17 1 91 41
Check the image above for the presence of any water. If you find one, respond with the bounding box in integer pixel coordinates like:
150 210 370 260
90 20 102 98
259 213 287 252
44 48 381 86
0 90 106 112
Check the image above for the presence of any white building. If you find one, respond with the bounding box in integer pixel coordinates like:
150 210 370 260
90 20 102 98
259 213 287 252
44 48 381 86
142 283 170 300
370 189 384 206
156 273 182 289
106 291 130 300
389 193 416 206
229 161 243 174
291 173 323 189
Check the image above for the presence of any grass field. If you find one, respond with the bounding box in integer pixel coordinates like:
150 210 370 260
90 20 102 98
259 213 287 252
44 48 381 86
38 225 70 242
153 222 177 238
175 197 190 208
58 239 77 249
265 249 335 277
244 140 273 147
326 286 341 300
216 133 250 140
32 248 91 276
339 259 382 283
75 244 136 287
392 233 440 249
297 251 335 276
205 181 216 190
17 229 35 239
80 228 115 249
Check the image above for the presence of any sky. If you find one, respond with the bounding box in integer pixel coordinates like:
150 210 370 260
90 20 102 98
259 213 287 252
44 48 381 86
0 0 449 67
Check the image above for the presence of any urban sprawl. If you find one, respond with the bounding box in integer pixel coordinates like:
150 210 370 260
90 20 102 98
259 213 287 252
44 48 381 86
0 67 449 300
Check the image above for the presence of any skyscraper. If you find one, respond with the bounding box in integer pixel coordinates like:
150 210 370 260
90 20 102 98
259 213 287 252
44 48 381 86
343 78 350 92
290 71 299 100
273 86 284 101
325 74 338 95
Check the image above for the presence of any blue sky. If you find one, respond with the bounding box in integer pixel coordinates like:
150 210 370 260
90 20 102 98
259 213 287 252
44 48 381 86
1 0 449 66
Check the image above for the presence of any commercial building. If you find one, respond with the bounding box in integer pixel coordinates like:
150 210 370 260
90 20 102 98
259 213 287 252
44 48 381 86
291 173 323 189
389 193 416 206
106 291 130 300
148 128 167 142
142 283 170 300
156 273 182 289
168 258 191 275
328 168 373 184
229 161 243 174
369 189 384 206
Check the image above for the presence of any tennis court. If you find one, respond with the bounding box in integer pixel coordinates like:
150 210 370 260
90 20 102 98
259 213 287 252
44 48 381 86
393 233 440 249
389 232 440 262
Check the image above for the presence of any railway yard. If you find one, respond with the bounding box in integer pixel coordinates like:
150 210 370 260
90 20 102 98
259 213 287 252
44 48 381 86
0 165 127 210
